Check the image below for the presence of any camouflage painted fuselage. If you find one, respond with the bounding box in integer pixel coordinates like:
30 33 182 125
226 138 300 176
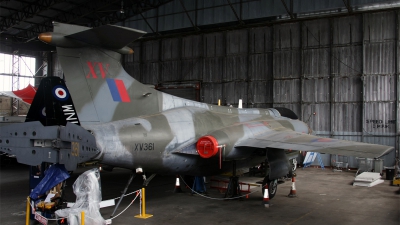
86 104 309 175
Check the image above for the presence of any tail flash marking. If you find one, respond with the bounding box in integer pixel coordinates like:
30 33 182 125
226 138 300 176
86 62 109 79
106 78 131 102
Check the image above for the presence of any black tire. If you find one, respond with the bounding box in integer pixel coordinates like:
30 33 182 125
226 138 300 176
261 177 278 199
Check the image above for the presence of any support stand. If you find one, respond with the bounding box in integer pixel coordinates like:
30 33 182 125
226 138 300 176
110 171 135 218
224 161 241 199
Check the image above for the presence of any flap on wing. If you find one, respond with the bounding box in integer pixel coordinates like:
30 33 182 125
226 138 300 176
235 131 393 159
66 25 146 49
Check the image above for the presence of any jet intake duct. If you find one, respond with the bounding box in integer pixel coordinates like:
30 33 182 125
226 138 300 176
273 107 298 120
196 135 219 158
0 121 99 171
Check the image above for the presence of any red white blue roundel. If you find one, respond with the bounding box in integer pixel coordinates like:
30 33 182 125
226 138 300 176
52 85 69 101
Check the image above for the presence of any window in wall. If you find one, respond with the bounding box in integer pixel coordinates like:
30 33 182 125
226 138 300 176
0 53 36 91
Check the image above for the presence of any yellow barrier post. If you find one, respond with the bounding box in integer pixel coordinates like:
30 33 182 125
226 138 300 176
135 188 153 219
81 211 85 225
26 196 30 225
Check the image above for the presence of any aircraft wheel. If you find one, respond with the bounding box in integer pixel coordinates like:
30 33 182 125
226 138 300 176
261 177 278 199
291 161 297 172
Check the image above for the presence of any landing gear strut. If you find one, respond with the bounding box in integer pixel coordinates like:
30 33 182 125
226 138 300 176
225 161 241 198
110 171 135 218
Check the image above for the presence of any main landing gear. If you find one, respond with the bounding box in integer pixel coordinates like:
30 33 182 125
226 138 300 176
261 177 278 199
225 161 241 198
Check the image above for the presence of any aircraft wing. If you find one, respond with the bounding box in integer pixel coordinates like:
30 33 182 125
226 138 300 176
235 130 393 159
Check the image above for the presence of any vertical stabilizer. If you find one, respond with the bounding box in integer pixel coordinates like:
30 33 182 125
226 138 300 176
26 77 80 126
45 23 161 124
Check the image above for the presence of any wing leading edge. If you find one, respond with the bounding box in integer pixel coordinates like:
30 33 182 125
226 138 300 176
235 131 393 159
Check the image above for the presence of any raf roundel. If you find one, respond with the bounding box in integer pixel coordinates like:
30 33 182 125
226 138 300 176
52 85 69 101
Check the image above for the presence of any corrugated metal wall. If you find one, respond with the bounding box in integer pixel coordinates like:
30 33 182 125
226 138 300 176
124 9 399 168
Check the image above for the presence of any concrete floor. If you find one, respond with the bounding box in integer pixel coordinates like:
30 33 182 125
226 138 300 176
1 162 399 225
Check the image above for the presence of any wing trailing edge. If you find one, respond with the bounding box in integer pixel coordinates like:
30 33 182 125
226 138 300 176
235 131 394 159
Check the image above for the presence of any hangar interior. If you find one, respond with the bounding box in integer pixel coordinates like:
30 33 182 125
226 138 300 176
1 0 399 168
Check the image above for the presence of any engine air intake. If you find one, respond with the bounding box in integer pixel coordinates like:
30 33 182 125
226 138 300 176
196 135 219 158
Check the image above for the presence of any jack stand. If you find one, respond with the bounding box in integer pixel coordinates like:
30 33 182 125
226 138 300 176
224 161 241 199
143 174 156 186
110 171 136 218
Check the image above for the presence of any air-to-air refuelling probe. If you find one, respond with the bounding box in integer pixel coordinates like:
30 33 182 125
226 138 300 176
0 22 393 201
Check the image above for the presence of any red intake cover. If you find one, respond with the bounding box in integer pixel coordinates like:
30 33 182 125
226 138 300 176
196 135 219 158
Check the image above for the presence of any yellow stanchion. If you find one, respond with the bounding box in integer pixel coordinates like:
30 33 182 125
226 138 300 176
218 99 221 106
26 196 30 225
135 188 153 219
81 211 85 225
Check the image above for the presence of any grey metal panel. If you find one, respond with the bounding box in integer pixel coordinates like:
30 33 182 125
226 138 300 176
363 136 396 167
333 15 362 45
132 42 141 63
242 0 287 20
273 22 301 50
302 78 330 103
224 81 248 107
302 103 331 132
181 59 203 81
249 27 272 53
333 103 362 132
248 81 273 105
202 82 222 104
196 1 236 26
124 15 155 34
142 40 160 62
363 11 396 42
162 38 181 61
331 46 362 76
224 55 247 81
364 42 395 75
226 29 248 55
253 103 273 109
364 102 396 134
203 32 225 57
157 0 194 31
203 57 225 82
333 76 362 102
123 62 140 81
161 61 181 81
158 11 194 32
182 35 203 59
302 48 330 78
248 53 273 81
273 103 301 120
364 75 396 102
273 79 300 103
142 62 159 84
123 53 134 64
302 19 330 47
273 50 301 79
294 0 346 13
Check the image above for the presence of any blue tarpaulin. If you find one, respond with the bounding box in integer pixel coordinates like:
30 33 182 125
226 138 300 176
30 164 70 200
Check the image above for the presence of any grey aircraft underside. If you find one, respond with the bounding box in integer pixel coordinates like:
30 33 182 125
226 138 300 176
0 22 394 199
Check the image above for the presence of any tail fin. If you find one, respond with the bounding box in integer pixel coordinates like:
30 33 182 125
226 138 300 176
26 76 80 126
42 22 162 124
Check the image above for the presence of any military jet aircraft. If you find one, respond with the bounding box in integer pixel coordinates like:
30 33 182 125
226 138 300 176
0 22 393 201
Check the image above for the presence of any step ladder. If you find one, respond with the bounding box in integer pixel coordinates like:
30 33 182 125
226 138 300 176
303 152 325 169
